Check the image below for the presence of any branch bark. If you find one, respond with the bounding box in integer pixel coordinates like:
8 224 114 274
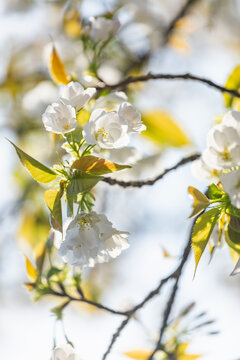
102 153 200 188
101 72 240 98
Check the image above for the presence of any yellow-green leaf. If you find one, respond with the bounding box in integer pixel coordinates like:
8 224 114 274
224 65 240 108
49 46 69 85
192 208 220 276
67 171 103 194
10 140 57 184
25 256 37 281
124 350 153 360
177 342 201 360
72 155 131 175
142 111 191 147
188 186 210 218
44 189 63 230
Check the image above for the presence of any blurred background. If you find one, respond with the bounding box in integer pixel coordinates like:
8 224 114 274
0 0 240 359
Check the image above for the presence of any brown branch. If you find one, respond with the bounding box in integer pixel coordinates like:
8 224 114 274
101 72 240 98
148 220 196 360
102 153 200 188
162 0 198 43
101 232 193 360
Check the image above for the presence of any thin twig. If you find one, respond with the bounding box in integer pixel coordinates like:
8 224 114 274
148 220 196 360
102 153 200 188
101 72 240 98
162 0 198 43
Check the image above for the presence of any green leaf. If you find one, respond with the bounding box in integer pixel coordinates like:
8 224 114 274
225 226 240 254
188 186 210 218
66 191 75 217
72 155 131 175
9 140 57 184
208 184 224 200
225 216 240 254
226 204 240 218
192 208 221 275
141 110 191 148
67 171 103 194
44 189 63 231
224 65 240 108
47 266 62 279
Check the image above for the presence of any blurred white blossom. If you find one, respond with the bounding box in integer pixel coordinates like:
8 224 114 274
191 158 220 184
222 110 240 134
90 17 120 42
51 344 81 360
59 212 129 268
59 81 96 111
82 109 129 149
221 169 240 209
93 91 128 110
22 81 56 114
42 101 77 134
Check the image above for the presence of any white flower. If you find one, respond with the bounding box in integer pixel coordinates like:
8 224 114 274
202 124 240 170
90 17 120 42
59 81 96 111
93 91 128 111
51 344 81 360
59 212 129 268
222 110 240 134
221 169 240 208
191 158 221 184
82 109 129 149
119 102 146 133
42 101 77 134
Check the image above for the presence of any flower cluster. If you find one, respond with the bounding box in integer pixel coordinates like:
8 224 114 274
190 110 240 275
59 212 129 268
42 82 95 134
192 110 240 208
40 65 145 268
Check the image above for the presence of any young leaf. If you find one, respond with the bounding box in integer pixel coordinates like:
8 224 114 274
49 45 69 85
9 141 57 184
177 342 201 360
25 256 37 281
141 110 191 147
188 186 210 218
192 208 221 275
72 155 131 175
44 189 63 230
208 183 224 200
36 243 46 276
67 171 103 194
123 350 153 360
224 65 240 108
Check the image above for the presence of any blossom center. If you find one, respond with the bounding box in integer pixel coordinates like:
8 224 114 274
96 127 109 140
78 215 93 230
219 148 231 162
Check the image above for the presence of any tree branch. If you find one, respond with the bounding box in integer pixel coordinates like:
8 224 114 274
102 153 200 188
148 220 196 360
101 72 240 98
162 0 198 44
101 230 193 360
